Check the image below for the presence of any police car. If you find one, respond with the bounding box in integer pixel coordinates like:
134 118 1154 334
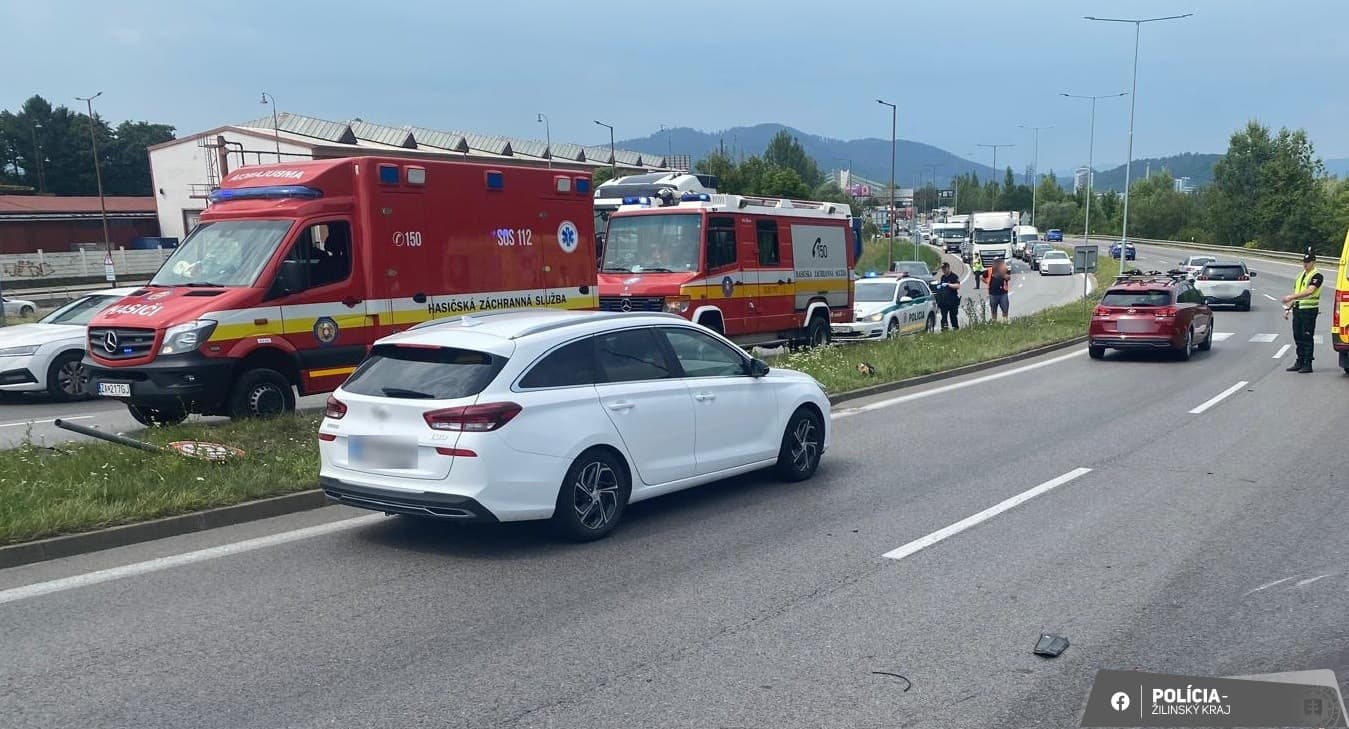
832 275 936 340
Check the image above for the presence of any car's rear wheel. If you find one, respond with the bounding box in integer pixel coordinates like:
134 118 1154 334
127 404 188 427
552 448 629 541
1177 327 1194 361
1088 345 1105 360
1238 293 1251 312
775 407 824 482
46 351 89 402
1197 323 1214 352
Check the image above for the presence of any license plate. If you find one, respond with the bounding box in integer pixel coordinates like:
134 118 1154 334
97 382 131 398
1117 319 1155 333
348 435 418 469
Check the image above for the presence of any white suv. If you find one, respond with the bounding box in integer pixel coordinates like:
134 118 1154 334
319 310 831 540
1194 261 1256 310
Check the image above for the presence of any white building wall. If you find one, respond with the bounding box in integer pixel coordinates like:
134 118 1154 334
149 131 312 241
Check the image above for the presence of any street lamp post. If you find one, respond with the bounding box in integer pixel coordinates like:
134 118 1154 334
1062 91 1128 293
659 124 673 167
75 92 113 283
30 122 46 194
259 92 281 162
1085 13 1193 249
593 120 616 179
877 99 897 268
536 113 551 168
975 143 1014 192
1018 125 1052 226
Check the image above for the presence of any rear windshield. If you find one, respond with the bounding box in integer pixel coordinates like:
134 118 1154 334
343 345 506 399
1102 289 1173 307
1202 265 1245 280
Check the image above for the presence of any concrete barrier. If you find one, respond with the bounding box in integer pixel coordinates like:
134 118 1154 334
0 247 170 291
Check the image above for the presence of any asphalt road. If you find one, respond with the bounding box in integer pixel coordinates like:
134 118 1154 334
0 248 1084 449
3 244 1345 728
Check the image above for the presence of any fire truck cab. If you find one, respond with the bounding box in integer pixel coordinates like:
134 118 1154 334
84 156 597 425
598 193 858 348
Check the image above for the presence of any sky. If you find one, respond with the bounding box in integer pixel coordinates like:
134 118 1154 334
5 0 1347 174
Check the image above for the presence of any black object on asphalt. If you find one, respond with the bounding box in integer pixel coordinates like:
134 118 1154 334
1033 634 1070 657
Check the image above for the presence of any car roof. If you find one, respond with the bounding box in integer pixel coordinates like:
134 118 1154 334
384 309 687 352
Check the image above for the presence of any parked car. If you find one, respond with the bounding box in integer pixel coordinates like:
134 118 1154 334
1039 250 1074 275
1194 261 1256 310
1030 243 1054 268
1046 229 1063 242
1110 241 1137 260
1178 255 1217 278
1089 274 1214 361
889 260 934 280
318 310 832 541
835 277 937 340
0 288 140 401
2 296 37 319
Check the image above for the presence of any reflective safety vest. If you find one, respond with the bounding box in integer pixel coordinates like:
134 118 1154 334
1294 267 1322 309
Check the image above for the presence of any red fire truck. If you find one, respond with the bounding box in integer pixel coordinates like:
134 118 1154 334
84 157 597 425
598 193 858 347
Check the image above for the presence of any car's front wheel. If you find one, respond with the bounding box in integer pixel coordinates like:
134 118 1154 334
552 448 630 541
47 351 89 402
775 406 824 482
886 319 900 339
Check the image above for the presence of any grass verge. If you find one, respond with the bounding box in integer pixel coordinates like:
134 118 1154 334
856 236 943 274
0 413 321 545
781 255 1119 393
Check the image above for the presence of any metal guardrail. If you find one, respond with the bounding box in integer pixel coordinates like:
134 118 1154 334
1091 235 1306 262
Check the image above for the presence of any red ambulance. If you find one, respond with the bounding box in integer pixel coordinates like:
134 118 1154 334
597 193 858 347
84 157 596 425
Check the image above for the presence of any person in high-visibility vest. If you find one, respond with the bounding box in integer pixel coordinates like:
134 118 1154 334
1281 250 1324 373
972 253 984 290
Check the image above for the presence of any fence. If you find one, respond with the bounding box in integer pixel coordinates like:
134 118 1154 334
0 247 172 289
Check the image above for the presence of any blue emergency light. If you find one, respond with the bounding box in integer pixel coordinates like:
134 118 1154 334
378 164 400 184
575 178 591 195
621 196 652 205
680 192 711 202
865 271 877 278
208 185 323 204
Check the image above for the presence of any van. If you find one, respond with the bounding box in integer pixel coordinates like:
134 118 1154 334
1333 229 1349 373
84 157 597 425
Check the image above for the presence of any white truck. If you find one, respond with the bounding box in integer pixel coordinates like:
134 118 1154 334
970 211 1018 266
1012 224 1040 260
932 222 968 254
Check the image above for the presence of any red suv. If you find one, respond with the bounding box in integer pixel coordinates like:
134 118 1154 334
1089 274 1214 361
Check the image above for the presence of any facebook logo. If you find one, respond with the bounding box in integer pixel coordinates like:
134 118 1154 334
1110 692 1131 712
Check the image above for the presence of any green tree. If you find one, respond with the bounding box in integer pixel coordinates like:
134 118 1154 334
105 121 175 195
1255 127 1325 252
762 130 822 188
1210 121 1275 246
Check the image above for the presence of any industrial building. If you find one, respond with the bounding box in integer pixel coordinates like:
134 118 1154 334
148 113 671 241
0 196 157 255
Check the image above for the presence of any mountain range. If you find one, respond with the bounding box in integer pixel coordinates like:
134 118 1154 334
615 124 997 189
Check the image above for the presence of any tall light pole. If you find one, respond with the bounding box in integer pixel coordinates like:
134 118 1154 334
75 92 113 279
30 122 46 194
920 163 940 219
877 99 897 267
1085 13 1193 247
1018 125 1052 225
659 123 673 167
593 120 615 178
260 92 281 162
536 113 551 168
1062 92 1128 278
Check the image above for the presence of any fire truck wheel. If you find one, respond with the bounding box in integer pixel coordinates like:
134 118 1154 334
804 315 830 349
127 404 187 427
229 368 296 419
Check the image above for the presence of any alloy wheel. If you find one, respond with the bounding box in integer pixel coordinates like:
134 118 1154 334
790 417 820 473
573 461 620 531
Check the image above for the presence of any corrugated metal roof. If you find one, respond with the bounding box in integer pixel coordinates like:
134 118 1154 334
410 127 469 152
614 149 643 166
461 132 512 156
509 137 548 158
549 142 585 161
0 196 156 215
350 120 416 149
582 146 613 164
270 113 357 144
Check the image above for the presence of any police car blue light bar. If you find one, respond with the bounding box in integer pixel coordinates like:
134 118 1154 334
208 185 323 203
680 192 712 202
621 196 652 205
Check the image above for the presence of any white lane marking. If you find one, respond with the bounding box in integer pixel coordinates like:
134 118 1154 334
1212 332 1235 342
831 350 1085 420
1188 381 1249 415
1244 577 1294 596
1314 335 1324 344
0 514 384 606
1294 574 1332 588
1263 293 1278 301
1249 333 1278 343
0 415 95 429
1273 344 1291 359
882 468 1093 561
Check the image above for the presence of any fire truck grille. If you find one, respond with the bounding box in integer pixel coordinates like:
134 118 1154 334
88 327 157 359
599 296 665 313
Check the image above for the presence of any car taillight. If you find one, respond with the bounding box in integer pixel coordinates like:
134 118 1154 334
1197 275 1209 281
1237 274 1249 281
1155 306 1178 318
424 402 522 432
324 396 347 419
1093 306 1109 317
318 432 336 442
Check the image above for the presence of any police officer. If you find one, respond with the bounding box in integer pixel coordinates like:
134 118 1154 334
971 252 984 290
1281 251 1324 373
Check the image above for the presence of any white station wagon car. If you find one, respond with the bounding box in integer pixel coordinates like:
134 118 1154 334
0 288 139 400
319 310 832 540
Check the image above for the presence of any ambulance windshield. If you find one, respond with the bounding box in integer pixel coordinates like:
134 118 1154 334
601 214 702 273
152 220 293 287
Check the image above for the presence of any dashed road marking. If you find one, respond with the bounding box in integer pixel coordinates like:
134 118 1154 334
1249 333 1278 343
1244 577 1294 596
1263 293 1279 301
1294 574 1332 588
1211 332 1235 342
1273 344 1291 359
1189 381 1249 415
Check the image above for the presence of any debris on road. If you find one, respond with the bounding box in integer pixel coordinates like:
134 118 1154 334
1033 633 1070 657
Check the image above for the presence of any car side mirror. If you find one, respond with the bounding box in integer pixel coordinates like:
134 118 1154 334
270 260 307 299
899 296 914 304
746 358 770 378
1249 271 1257 277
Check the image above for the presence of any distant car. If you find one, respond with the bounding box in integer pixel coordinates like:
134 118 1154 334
834 277 937 340
1178 255 1217 278
1110 241 1137 260
0 288 140 401
1194 261 1256 310
319 310 831 541
1089 274 1214 361
2 296 37 319
1030 243 1054 268
889 261 934 280
1046 229 1063 242
1038 250 1074 275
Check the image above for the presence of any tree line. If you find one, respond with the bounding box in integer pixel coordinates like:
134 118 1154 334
0 94 176 197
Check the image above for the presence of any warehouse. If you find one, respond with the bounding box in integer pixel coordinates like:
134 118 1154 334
0 196 158 255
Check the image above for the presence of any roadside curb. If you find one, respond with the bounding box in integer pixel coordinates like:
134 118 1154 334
0 489 329 570
828 335 1088 406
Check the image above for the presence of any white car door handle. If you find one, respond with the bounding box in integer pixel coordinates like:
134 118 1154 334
605 401 635 412
693 392 716 402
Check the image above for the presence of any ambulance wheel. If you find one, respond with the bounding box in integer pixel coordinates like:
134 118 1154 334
128 404 187 427
804 315 830 349
229 368 295 419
